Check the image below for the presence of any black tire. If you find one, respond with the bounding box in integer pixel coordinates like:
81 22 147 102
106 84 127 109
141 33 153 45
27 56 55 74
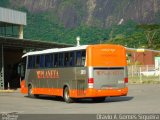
92 97 106 103
28 85 39 98
34 94 40 98
63 87 74 103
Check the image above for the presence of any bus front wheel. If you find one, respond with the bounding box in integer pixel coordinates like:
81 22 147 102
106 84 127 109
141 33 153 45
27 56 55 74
28 85 33 97
28 85 39 98
63 87 74 103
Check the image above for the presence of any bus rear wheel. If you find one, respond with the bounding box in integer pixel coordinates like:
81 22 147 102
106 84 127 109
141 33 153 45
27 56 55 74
92 97 106 103
63 87 74 103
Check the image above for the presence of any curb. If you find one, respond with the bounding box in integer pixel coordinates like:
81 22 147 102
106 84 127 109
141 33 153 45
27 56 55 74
0 89 16 93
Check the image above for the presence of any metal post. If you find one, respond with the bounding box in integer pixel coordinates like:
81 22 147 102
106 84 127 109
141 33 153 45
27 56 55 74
159 67 160 81
18 25 23 39
140 67 142 83
131 65 133 77
0 44 4 89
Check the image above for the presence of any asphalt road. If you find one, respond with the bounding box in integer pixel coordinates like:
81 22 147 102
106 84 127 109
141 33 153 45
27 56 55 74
0 84 160 114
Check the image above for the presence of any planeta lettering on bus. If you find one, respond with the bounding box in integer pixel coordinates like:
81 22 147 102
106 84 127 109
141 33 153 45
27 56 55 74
96 70 123 76
36 70 59 79
101 48 115 52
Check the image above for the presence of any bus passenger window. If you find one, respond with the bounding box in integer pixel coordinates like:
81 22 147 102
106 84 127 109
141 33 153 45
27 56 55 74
81 51 86 66
54 53 58 67
40 55 45 68
28 56 32 68
36 55 40 68
59 53 64 67
70 52 75 66
76 51 86 66
28 56 36 69
76 51 81 66
32 56 36 68
64 52 70 66
45 54 53 68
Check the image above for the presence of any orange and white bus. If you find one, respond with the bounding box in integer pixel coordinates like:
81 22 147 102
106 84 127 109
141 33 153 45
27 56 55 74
19 44 128 103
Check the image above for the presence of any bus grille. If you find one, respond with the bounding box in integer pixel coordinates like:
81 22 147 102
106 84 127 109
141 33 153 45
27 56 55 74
77 80 85 96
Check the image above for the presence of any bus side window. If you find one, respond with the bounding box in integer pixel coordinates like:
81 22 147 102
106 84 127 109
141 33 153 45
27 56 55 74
28 56 36 69
81 51 86 66
54 53 58 67
45 54 53 68
35 55 40 68
50 54 53 67
76 51 81 66
70 52 75 66
76 50 86 66
59 53 64 67
40 55 45 68
32 56 36 68
64 52 70 66
28 56 32 68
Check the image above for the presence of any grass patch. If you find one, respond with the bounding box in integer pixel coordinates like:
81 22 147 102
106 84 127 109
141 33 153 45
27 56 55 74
0 89 15 93
129 76 160 84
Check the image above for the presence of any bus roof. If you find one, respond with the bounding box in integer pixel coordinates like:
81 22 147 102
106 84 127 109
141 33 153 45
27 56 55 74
22 45 88 58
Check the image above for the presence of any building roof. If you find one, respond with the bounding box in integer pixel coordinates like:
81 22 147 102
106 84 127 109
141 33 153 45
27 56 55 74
0 7 26 25
0 36 72 49
126 47 160 53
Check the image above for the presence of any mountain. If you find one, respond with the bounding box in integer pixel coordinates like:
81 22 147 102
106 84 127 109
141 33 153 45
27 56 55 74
7 0 160 28
1 0 160 48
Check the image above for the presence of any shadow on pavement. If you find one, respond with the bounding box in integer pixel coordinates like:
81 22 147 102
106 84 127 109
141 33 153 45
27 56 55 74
24 95 134 104
74 96 134 104
24 95 64 102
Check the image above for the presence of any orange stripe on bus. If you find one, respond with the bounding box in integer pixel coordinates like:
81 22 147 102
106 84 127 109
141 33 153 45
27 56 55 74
33 88 63 96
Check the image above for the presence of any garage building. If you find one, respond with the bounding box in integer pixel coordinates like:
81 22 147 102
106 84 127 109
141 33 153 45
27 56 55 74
0 7 70 90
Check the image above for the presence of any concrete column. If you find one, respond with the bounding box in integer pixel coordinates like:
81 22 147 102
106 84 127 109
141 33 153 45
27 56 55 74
18 25 23 39
0 44 4 89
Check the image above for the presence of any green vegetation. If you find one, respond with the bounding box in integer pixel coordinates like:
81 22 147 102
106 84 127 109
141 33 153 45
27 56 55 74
129 76 160 84
1 0 160 49
24 11 160 48
22 12 160 49
24 11 110 45
0 0 9 7
106 21 160 49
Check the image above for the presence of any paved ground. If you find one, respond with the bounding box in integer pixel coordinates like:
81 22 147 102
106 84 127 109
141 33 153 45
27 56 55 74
0 84 160 114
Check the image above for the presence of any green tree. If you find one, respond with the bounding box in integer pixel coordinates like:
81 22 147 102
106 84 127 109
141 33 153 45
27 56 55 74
137 24 160 48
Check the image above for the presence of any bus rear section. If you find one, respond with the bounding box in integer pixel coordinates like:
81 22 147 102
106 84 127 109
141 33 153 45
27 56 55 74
84 44 128 99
